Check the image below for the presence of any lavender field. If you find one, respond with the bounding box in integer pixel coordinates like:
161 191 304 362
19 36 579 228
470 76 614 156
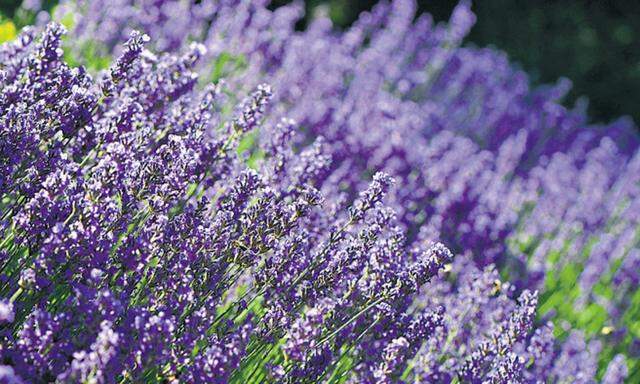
0 0 639 383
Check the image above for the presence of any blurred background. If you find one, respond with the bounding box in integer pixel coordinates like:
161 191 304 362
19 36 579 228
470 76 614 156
2 0 639 126
278 0 640 127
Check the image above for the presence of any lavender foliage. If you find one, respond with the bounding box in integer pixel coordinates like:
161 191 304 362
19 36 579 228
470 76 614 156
0 0 638 382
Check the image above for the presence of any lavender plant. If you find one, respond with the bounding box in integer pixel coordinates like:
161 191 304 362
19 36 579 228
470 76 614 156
0 0 638 382
55 0 640 379
0 22 578 383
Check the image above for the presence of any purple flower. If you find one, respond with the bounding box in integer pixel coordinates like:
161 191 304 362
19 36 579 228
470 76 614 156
0 300 14 323
0 366 24 384
602 354 628 384
0 0 636 380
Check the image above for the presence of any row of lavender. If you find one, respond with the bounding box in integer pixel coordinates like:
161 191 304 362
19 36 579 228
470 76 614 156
0 0 637 382
68 0 640 378
0 20 572 383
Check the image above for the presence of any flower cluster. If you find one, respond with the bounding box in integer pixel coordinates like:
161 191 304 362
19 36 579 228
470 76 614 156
63 0 640 378
0 22 553 383
0 0 637 382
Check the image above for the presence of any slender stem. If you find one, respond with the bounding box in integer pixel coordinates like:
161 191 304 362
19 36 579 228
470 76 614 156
318 295 387 346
